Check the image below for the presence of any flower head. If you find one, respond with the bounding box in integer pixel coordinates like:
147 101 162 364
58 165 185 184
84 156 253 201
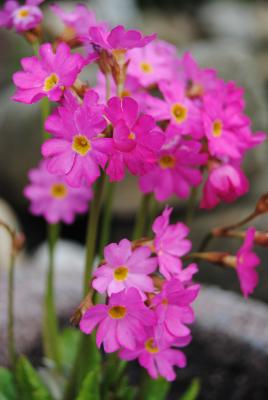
12 42 84 104
0 0 43 32
105 96 164 181
236 227 260 298
85 25 156 57
120 328 189 381
127 40 178 87
201 163 249 209
42 90 111 187
80 288 155 353
93 239 157 299
139 126 207 201
51 3 107 38
24 160 92 224
152 279 200 344
152 207 192 279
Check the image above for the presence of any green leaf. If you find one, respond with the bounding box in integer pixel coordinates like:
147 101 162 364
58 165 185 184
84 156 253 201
60 328 80 368
0 368 16 400
76 368 100 400
180 378 201 400
16 356 53 400
143 377 170 400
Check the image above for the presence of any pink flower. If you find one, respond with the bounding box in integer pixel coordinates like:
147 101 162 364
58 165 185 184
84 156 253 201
145 80 203 139
93 239 157 299
152 279 200 345
50 3 106 37
201 163 249 209
120 329 189 381
177 52 222 100
236 227 260 298
80 288 155 353
105 96 164 181
0 0 43 32
152 207 192 279
24 161 92 224
139 126 207 201
202 94 252 159
12 42 84 104
127 40 178 87
42 90 111 187
84 25 156 58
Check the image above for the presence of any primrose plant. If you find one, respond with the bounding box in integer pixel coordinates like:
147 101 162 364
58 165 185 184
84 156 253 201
0 1 267 399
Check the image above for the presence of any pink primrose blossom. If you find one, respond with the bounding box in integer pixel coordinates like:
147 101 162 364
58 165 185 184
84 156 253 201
12 42 84 104
177 52 222 100
152 207 192 279
84 24 156 58
139 126 207 201
104 96 164 181
80 288 155 353
93 239 157 299
42 90 112 187
127 40 178 87
236 227 260 298
145 80 203 139
24 160 92 224
152 279 200 345
0 0 43 32
50 3 107 37
201 163 249 209
120 329 190 381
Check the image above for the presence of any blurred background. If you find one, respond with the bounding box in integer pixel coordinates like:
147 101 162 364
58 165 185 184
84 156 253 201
1 0 268 398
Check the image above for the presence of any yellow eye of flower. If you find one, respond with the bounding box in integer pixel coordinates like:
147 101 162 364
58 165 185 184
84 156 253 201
18 8 30 18
145 338 159 354
50 183 68 199
114 266 129 281
108 306 127 319
128 132 136 140
140 62 154 74
43 73 59 92
72 135 91 156
159 155 176 169
212 120 223 137
171 103 188 124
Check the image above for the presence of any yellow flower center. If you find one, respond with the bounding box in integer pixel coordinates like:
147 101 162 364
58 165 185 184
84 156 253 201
18 8 30 18
72 135 91 156
171 103 188 124
114 266 129 281
145 338 159 354
162 298 168 305
140 62 154 74
212 120 223 137
43 73 59 92
128 132 136 140
50 183 68 199
186 82 204 99
159 155 176 169
108 305 127 319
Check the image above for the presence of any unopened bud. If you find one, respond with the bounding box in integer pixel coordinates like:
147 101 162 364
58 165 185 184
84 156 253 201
255 193 268 215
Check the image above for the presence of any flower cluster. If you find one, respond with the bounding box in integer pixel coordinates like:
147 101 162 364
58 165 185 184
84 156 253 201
80 208 200 381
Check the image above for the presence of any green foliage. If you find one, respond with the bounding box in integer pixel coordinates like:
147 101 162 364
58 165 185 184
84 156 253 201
0 368 16 400
75 368 100 400
16 356 53 400
60 328 80 368
143 377 170 400
180 378 201 400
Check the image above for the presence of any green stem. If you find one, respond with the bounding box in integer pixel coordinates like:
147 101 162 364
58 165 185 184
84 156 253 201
146 196 159 236
83 175 106 294
41 97 51 141
186 186 199 226
133 194 152 240
7 250 16 371
42 223 61 370
98 182 116 257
